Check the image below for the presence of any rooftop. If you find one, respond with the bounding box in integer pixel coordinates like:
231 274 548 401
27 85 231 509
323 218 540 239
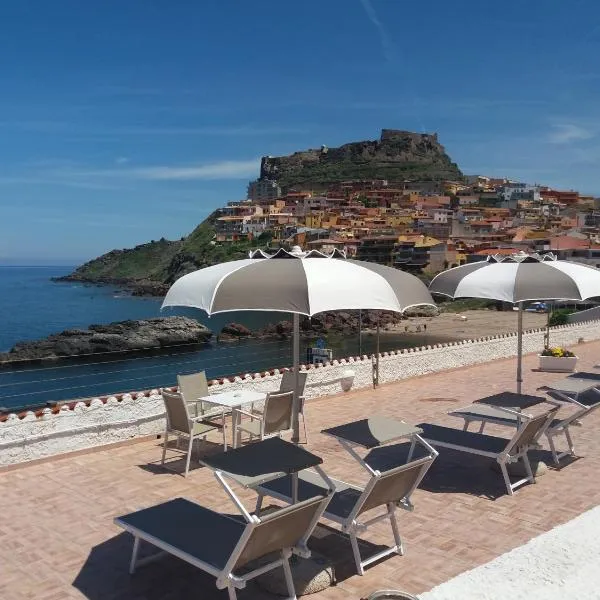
3 343 600 599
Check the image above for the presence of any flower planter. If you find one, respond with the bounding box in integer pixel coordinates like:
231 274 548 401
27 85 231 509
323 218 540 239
538 354 578 373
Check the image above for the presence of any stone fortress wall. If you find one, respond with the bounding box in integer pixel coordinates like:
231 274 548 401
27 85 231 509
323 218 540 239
1 319 599 467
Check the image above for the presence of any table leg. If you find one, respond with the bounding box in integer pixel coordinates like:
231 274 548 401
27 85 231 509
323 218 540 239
232 409 239 449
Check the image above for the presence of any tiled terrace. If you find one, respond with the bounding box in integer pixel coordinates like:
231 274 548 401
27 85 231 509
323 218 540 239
3 341 600 600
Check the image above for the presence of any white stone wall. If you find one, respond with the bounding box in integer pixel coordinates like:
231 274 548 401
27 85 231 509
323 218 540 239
1 319 598 467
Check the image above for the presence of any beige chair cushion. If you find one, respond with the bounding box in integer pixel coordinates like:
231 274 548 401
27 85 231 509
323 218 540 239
239 419 261 436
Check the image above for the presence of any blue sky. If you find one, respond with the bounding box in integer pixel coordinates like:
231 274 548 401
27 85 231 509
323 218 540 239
1 0 599 264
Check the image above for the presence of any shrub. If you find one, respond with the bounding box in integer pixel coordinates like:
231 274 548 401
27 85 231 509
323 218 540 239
548 308 574 327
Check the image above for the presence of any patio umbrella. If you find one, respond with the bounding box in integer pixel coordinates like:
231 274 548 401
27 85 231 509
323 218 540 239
429 252 600 393
162 246 436 443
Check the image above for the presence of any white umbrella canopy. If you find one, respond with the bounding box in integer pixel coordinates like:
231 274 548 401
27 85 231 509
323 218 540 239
429 253 600 392
162 247 436 443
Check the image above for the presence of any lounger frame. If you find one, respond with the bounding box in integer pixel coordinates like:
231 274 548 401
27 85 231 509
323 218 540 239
255 450 436 576
455 396 599 465
115 495 328 600
421 409 557 495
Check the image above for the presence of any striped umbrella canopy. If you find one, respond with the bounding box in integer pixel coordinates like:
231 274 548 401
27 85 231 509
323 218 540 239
429 253 600 392
162 247 436 443
162 252 435 316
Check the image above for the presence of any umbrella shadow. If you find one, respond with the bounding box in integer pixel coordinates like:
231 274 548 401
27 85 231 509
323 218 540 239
137 439 226 477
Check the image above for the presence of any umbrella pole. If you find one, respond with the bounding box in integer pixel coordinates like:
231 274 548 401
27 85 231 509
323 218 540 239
373 313 380 388
517 302 523 394
292 312 301 445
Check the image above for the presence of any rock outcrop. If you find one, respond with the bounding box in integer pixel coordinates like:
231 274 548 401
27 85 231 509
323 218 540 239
0 317 212 364
259 129 463 191
217 323 253 342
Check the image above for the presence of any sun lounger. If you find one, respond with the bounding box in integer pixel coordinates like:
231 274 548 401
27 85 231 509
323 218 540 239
115 495 329 600
254 452 434 575
450 397 597 465
417 410 555 495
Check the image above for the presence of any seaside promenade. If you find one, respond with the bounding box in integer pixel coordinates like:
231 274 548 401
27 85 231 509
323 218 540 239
2 342 600 599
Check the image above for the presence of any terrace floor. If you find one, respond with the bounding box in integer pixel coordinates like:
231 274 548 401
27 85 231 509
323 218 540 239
3 341 600 600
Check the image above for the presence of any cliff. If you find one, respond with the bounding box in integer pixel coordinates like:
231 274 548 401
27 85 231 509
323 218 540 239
260 129 463 190
60 129 462 291
57 217 260 294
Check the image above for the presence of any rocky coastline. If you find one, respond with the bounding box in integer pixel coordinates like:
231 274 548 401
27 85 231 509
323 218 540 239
0 317 212 365
53 273 170 297
216 310 419 342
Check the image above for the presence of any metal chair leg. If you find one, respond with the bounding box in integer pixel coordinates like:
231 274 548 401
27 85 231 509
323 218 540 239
522 452 534 484
301 412 309 444
161 428 169 465
564 427 575 456
349 529 364 575
184 436 193 477
547 432 561 465
388 504 404 555
282 551 297 600
499 460 514 496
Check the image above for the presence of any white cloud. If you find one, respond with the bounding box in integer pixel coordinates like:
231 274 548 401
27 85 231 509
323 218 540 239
547 123 595 144
358 0 394 62
115 156 130 164
129 159 260 180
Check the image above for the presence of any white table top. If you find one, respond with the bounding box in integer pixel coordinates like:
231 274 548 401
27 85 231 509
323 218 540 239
199 389 266 408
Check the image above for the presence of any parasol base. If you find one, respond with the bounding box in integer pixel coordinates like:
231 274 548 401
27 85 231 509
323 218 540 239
255 552 334 596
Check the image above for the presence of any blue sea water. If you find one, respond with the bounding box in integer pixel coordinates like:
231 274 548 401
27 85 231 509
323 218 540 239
0 266 436 412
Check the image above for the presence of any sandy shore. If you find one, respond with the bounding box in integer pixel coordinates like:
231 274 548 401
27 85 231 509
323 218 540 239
367 309 549 341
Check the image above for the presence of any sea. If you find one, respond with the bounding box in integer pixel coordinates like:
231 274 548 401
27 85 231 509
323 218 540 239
0 266 440 412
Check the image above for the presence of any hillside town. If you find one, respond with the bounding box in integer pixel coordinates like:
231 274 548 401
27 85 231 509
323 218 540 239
213 174 600 272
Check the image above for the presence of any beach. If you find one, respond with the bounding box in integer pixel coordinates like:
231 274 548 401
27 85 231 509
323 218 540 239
371 309 549 341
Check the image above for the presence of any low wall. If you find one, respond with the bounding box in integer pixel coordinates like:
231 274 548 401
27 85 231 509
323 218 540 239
2 319 599 467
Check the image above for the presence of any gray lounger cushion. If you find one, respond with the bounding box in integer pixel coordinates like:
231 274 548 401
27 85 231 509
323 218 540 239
417 423 509 454
116 498 245 570
262 471 362 520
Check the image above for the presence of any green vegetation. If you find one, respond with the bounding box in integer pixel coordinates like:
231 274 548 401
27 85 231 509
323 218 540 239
67 238 180 281
65 214 271 288
548 308 575 327
261 131 464 191
437 298 498 312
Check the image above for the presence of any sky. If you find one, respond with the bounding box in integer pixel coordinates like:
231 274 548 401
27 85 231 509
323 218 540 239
1 0 599 264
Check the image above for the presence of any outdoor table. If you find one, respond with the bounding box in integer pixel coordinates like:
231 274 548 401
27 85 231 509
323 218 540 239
321 415 435 476
200 437 332 515
199 389 266 449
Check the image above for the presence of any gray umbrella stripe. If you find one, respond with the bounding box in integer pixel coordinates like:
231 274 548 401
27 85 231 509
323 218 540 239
513 262 584 302
347 259 436 310
210 259 311 314
429 261 490 297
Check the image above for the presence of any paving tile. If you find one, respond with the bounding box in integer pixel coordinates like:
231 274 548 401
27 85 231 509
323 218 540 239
2 342 600 599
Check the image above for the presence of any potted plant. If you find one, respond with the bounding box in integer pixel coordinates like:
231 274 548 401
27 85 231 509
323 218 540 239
538 346 578 372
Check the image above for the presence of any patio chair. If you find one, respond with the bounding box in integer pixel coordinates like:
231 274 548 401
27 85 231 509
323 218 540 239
255 452 435 575
115 494 329 600
161 390 227 477
177 371 230 426
279 370 309 443
235 390 294 445
417 410 556 495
